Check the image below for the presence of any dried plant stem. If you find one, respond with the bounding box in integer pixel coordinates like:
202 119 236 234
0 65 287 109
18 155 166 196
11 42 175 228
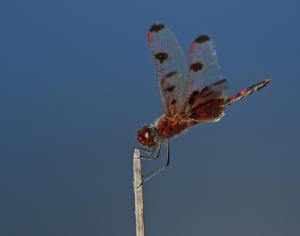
133 149 145 236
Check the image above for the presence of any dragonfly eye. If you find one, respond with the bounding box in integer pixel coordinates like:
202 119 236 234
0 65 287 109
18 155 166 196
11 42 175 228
137 125 155 147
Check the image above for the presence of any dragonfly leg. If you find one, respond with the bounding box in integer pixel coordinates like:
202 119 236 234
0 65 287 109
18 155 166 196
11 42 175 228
136 144 161 160
142 140 170 182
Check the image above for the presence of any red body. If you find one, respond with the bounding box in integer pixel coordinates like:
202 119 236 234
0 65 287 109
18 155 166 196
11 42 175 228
137 79 270 148
156 97 226 139
155 115 193 139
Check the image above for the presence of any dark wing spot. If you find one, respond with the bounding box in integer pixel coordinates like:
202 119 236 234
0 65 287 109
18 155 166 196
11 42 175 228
171 99 176 105
149 23 165 32
188 90 200 104
195 35 210 43
164 85 176 92
190 62 203 72
199 86 213 97
155 52 168 63
190 98 225 121
212 79 227 86
160 71 178 84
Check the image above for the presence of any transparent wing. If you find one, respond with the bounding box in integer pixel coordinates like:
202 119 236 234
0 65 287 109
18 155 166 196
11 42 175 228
184 35 229 113
148 23 187 117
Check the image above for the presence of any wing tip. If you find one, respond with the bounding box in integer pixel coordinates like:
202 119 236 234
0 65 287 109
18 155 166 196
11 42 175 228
149 23 165 32
195 35 210 43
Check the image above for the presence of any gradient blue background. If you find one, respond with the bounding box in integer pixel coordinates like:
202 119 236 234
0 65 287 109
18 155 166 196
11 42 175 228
1 0 299 235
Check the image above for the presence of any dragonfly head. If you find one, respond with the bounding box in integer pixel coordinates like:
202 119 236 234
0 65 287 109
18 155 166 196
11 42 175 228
137 125 156 148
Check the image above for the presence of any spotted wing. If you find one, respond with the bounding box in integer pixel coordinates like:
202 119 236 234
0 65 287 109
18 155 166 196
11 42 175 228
148 23 187 117
184 35 229 114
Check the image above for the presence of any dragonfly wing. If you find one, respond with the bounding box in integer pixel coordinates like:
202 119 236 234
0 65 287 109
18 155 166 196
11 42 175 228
148 23 187 117
185 35 229 113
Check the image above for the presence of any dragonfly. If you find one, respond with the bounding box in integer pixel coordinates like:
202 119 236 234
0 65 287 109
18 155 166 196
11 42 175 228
137 23 270 181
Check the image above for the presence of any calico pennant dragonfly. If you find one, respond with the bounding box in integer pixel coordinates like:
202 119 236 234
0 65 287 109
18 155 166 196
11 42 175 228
137 23 270 181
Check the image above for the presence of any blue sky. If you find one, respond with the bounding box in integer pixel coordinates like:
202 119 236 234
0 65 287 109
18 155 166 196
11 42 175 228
0 0 299 235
